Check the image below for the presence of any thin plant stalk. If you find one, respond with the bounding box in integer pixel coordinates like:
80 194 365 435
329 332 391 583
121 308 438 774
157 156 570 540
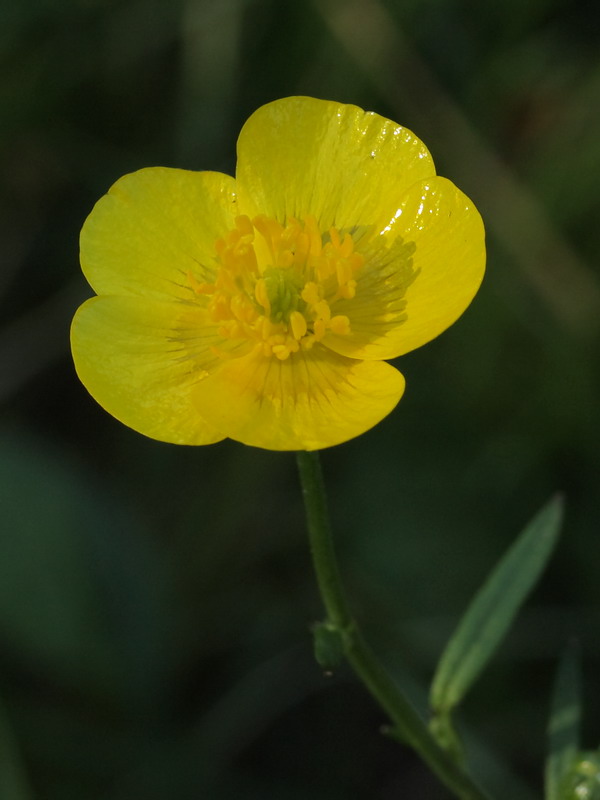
296 450 492 800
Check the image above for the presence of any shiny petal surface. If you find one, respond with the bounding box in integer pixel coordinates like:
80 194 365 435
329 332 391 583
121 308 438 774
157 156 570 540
324 178 485 360
71 295 233 445
80 168 237 302
236 96 435 236
192 346 405 451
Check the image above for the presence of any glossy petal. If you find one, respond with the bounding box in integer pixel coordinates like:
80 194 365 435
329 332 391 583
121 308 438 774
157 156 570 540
324 178 485 359
191 346 405 451
71 295 233 445
235 96 435 236
72 98 486 452
80 168 237 302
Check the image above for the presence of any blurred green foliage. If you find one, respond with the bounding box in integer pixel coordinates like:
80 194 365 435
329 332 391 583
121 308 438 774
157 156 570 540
1 0 600 797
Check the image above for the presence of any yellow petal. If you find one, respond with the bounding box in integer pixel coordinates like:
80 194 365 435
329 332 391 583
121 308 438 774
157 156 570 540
191 346 405 451
80 168 237 301
235 96 435 237
324 177 485 360
71 295 236 445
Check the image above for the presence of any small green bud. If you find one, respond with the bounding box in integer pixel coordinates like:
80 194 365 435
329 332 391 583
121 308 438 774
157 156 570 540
312 621 346 671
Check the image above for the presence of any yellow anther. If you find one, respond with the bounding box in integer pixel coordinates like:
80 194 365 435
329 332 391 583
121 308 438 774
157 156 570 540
281 218 301 248
229 294 244 320
235 215 254 238
236 243 258 274
304 216 322 258
330 315 351 335
315 254 333 283
314 319 326 341
340 232 353 257
188 271 215 295
201 214 364 360
314 300 331 322
272 344 291 360
253 215 283 258
256 315 272 339
290 310 308 340
340 281 356 300
210 295 232 321
215 269 237 294
293 231 309 263
336 260 352 287
301 282 320 306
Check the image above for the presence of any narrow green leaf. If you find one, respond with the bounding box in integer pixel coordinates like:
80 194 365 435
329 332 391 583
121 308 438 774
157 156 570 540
545 641 582 800
430 495 564 714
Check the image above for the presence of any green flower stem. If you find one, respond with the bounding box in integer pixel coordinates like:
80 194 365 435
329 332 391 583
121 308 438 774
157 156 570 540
296 450 492 800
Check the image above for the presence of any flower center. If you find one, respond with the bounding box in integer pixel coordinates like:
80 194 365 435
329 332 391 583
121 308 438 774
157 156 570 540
190 214 365 360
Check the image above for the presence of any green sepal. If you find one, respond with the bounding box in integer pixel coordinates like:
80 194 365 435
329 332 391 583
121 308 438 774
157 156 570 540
430 495 564 715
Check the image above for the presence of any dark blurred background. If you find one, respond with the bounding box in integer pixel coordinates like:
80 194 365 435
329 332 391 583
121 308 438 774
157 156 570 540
1 0 599 797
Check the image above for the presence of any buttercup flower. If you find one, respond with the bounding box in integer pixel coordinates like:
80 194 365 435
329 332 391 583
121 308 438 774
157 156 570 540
71 97 485 450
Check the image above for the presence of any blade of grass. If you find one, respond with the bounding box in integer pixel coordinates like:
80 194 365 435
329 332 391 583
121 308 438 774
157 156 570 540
430 495 564 715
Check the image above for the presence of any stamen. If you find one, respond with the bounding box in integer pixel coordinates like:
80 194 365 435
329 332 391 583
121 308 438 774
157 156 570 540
194 215 363 360
301 282 320 306
188 271 215 295
235 214 254 238
290 310 307 340
313 319 326 341
314 300 331 323
330 315 351 335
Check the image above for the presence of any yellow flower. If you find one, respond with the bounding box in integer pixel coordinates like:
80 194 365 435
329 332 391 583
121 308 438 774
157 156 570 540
71 97 485 451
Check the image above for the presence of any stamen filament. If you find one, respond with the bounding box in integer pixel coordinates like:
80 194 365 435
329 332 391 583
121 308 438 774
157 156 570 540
192 215 364 360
